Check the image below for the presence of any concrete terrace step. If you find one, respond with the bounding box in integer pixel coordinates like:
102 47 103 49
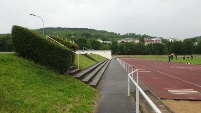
68 68 81 75
82 60 108 84
73 60 106 80
90 60 110 87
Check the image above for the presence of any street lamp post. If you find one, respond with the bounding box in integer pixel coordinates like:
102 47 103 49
30 14 44 36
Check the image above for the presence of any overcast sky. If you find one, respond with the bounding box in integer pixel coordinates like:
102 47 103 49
1 0 201 39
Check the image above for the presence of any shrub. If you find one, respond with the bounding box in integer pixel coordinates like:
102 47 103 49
48 35 78 64
12 25 72 74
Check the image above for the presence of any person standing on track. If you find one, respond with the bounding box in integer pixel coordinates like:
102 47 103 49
168 55 171 68
183 55 186 60
168 55 171 62
175 54 177 60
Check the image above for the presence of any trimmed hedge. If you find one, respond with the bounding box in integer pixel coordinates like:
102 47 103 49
12 25 72 74
48 35 78 64
48 35 78 51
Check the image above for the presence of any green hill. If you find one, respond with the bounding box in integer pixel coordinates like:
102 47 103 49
0 53 98 113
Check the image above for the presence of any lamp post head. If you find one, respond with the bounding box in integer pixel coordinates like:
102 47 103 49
30 14 36 16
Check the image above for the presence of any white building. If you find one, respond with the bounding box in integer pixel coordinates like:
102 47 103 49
166 37 180 42
97 39 112 44
144 37 162 45
117 38 139 44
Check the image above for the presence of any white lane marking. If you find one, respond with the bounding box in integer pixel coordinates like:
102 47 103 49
138 69 147 70
139 71 151 73
168 89 200 95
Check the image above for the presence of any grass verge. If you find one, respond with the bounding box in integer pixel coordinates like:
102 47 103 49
88 53 106 62
0 53 98 113
74 54 97 69
114 55 201 64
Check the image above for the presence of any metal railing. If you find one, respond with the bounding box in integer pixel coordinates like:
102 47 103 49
116 58 161 113
116 58 133 74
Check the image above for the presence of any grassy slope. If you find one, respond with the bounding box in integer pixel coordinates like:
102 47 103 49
0 53 98 113
74 54 97 69
74 54 106 70
88 54 106 62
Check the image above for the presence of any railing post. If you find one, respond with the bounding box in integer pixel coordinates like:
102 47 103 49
126 63 127 72
124 62 125 70
124 62 125 68
125 62 127 71
78 52 80 69
128 65 130 74
136 69 139 113
128 74 130 97
132 67 134 79
137 69 139 85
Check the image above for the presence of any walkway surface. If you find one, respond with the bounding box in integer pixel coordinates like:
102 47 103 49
97 59 135 113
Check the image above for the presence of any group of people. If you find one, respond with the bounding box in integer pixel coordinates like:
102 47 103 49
182 55 193 60
168 54 193 62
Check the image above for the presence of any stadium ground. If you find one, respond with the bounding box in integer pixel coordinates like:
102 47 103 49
120 58 201 113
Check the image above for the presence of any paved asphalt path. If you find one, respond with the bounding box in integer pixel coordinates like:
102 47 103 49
97 59 135 113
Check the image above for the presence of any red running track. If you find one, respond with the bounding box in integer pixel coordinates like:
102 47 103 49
121 58 201 100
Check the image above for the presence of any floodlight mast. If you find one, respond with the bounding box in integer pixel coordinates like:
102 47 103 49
30 14 44 36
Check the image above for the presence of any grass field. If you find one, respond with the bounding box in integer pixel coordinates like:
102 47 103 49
114 55 201 64
0 53 98 113
74 54 106 69
74 54 97 69
88 53 106 62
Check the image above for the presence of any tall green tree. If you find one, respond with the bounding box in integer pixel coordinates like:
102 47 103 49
183 39 195 54
111 41 118 54
195 40 201 54
137 42 147 55
118 42 135 55
0 34 13 52
147 43 165 55
74 37 88 49
89 39 102 50
171 41 183 54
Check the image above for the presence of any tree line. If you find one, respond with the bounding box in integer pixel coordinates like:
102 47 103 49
1 27 201 55
111 39 201 55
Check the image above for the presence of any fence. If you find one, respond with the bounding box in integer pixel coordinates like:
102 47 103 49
116 58 133 74
116 58 161 113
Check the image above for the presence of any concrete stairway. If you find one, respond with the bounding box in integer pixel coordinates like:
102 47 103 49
70 59 110 87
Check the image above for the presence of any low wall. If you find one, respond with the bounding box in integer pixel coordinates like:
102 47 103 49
76 50 112 59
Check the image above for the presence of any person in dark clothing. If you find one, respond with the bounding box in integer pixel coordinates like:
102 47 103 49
191 55 193 59
171 55 173 60
183 55 185 60
168 55 171 62
175 54 177 60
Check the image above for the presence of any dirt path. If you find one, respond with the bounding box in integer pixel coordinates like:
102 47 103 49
163 100 201 113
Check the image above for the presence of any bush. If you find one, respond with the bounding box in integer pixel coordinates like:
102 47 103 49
48 35 78 51
0 34 14 52
12 25 72 74
48 35 78 64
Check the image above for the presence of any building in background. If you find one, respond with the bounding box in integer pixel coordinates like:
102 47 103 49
117 38 139 44
97 39 112 44
144 37 162 45
166 37 180 42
